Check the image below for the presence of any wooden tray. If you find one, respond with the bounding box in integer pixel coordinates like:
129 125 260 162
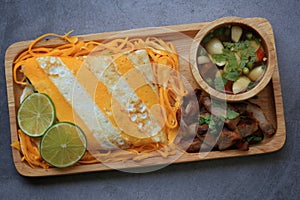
5 17 286 177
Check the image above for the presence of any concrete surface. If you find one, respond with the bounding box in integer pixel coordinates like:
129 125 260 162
0 0 299 199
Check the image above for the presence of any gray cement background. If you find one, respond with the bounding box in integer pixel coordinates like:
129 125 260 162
0 0 299 199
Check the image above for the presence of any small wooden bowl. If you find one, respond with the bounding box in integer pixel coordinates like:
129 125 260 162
190 16 276 101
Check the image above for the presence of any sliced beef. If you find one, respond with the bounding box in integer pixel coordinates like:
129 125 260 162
183 100 199 125
200 95 227 117
200 132 218 149
176 108 181 126
186 138 202 153
217 128 243 150
224 116 240 131
197 124 209 135
237 114 259 138
236 141 249 151
185 134 215 153
234 101 275 137
199 142 214 152
246 129 264 145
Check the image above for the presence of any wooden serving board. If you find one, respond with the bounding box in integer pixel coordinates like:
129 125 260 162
5 17 286 177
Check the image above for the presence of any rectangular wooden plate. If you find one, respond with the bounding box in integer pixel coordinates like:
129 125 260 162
5 17 286 177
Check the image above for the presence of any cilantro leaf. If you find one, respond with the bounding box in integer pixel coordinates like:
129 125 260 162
206 77 213 86
226 108 239 120
223 40 250 51
246 136 263 143
248 47 257 63
222 71 239 82
214 77 226 91
202 33 214 44
238 46 256 69
210 102 239 120
214 27 225 37
199 114 224 135
239 49 250 68
222 42 235 49
212 53 227 62
248 82 255 89
208 117 224 135
199 115 211 125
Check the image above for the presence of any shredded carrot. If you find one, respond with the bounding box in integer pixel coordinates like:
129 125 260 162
12 130 50 169
11 140 21 152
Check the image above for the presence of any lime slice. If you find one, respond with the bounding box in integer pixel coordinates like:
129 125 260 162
40 122 87 168
17 93 56 137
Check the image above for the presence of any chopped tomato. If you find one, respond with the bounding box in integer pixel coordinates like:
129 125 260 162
255 46 265 62
224 80 234 94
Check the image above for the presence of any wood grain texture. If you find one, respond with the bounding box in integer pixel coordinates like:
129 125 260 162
4 17 286 177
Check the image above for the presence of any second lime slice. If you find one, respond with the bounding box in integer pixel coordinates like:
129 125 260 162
40 122 87 168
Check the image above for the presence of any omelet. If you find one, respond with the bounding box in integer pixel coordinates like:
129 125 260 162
21 50 167 150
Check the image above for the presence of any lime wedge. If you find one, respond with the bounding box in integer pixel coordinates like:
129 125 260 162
40 122 87 168
17 93 56 137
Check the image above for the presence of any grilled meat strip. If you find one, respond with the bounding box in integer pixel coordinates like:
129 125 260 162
234 102 275 137
237 113 259 138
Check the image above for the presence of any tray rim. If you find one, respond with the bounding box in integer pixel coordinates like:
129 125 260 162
4 17 286 177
